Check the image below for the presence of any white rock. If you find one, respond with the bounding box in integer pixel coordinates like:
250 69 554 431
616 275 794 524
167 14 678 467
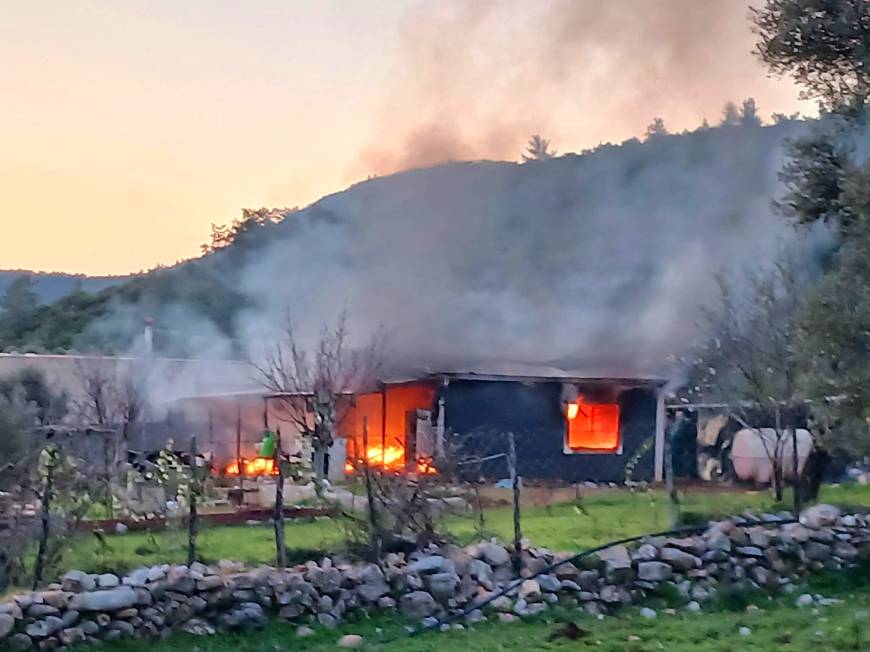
639 607 657 619
480 544 511 567
69 587 137 612
97 573 120 588
518 579 542 602
114 522 129 534
739 627 752 637
427 573 460 599
796 593 814 608
406 556 445 574
638 561 673 582
538 574 561 593
179 618 215 636
0 614 14 639
297 626 315 637
399 591 437 618
61 570 95 592
660 548 701 571
337 634 364 648
124 568 150 587
598 545 631 566
686 601 701 613
801 504 840 529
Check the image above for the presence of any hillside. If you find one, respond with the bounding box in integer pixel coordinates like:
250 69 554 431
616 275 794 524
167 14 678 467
0 270 135 304
0 120 835 372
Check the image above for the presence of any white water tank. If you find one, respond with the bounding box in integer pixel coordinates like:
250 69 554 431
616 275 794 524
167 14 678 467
731 428 813 484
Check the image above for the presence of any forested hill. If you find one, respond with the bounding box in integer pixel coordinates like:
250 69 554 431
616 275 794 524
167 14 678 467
0 271 135 304
0 118 815 367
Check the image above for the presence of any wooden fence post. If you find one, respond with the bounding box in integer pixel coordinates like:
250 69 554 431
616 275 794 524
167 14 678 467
274 428 286 568
362 417 381 559
187 436 199 566
507 432 522 572
665 414 680 529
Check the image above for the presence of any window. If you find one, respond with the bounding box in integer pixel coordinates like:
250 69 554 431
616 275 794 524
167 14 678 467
565 399 621 453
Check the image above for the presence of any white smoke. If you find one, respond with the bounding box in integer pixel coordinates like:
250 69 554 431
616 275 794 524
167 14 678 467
230 123 830 380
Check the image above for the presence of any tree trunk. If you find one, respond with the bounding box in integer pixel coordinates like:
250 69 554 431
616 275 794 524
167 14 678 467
772 406 784 503
772 461 784 502
791 425 802 517
473 484 485 538
33 457 54 590
312 444 327 498
117 421 131 472
801 447 830 503
104 432 114 518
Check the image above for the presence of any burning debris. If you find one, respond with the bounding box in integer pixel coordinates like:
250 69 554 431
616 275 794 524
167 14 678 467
223 457 277 477
343 443 437 475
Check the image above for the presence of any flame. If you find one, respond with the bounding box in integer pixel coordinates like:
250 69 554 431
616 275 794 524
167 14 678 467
566 402 580 421
344 444 437 475
224 457 277 477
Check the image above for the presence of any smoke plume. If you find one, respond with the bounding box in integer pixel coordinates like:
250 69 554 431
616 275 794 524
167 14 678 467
356 0 806 177
231 122 832 381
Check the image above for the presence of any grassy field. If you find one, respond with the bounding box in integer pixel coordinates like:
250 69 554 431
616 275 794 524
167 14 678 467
56 483 870 575
100 562 870 652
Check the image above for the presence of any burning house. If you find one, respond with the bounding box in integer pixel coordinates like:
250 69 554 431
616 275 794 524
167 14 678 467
172 365 668 485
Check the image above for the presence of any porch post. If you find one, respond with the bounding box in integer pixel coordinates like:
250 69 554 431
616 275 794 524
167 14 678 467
654 389 665 483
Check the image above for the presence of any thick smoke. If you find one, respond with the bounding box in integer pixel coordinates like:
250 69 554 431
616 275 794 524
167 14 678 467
52 1 842 410
231 122 827 381
357 0 806 177
74 119 849 407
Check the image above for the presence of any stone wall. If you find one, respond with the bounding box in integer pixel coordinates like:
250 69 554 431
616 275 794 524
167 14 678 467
0 505 868 651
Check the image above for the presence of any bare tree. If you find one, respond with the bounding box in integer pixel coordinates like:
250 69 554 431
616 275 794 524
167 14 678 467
0 389 39 589
73 358 115 426
683 251 813 502
114 363 149 467
73 357 149 464
72 357 150 516
254 311 384 497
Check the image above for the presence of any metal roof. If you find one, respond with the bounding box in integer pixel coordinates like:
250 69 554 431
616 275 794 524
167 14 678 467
420 362 668 387
168 363 668 402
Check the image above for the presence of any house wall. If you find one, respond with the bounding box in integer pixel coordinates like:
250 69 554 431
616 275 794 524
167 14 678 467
341 382 438 465
0 353 257 421
441 379 657 483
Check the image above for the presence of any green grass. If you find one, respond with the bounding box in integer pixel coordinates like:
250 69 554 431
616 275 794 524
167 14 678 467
29 484 870 651
53 484 870 576
58 517 345 574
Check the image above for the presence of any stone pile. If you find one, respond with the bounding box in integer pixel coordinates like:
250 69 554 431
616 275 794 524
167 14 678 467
0 504 868 650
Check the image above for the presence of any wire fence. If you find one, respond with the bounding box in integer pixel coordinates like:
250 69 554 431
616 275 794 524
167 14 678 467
1 415 851 599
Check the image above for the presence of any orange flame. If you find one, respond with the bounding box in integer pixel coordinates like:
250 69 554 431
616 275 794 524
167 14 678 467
224 457 277 477
344 445 437 475
566 402 580 420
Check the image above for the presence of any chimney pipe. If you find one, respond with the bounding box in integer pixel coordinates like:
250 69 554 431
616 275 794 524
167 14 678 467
143 318 154 355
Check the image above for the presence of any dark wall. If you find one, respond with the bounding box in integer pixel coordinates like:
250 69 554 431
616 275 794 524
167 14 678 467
441 379 657 483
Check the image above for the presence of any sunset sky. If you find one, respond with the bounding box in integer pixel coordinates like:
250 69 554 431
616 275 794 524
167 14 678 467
1 0 809 275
